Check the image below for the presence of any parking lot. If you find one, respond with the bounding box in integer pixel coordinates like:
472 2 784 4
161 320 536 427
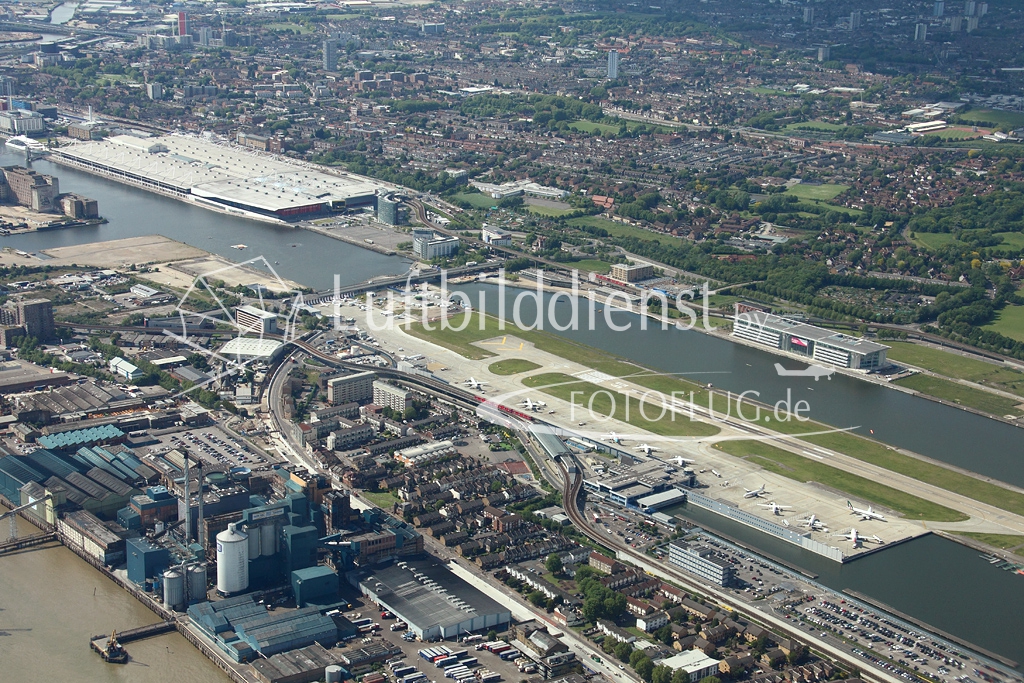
336 606 528 683
148 424 274 470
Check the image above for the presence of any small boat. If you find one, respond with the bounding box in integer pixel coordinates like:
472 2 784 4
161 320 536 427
231 244 248 250
94 629 128 664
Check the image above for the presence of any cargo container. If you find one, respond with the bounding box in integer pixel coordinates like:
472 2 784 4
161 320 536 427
458 658 478 668
499 651 520 661
352 618 374 628
394 667 417 677
445 667 469 678
489 645 510 655
402 673 426 683
478 672 501 683
449 650 468 660
388 659 406 669
435 656 459 668
363 674 387 683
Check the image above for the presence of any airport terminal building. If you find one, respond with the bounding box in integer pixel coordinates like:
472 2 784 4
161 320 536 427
51 134 387 223
733 311 889 370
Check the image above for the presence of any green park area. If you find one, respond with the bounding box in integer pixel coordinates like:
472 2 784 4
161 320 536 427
489 358 542 375
527 203 576 217
783 121 848 133
785 183 851 201
570 259 613 274
452 192 498 210
568 215 678 243
407 313 1024 517
885 342 1024 397
983 305 1024 343
712 440 966 522
910 232 961 250
569 120 621 135
893 373 1023 416
958 108 1024 129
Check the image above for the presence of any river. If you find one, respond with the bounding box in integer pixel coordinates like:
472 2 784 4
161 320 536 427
1 148 1022 669
49 3 78 25
0 511 227 682
0 152 410 290
450 282 1024 489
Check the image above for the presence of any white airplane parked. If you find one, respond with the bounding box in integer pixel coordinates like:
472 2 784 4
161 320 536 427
519 398 547 411
834 528 885 547
757 502 792 515
463 377 488 390
799 514 828 532
743 484 769 499
670 456 697 465
633 444 659 455
603 432 624 444
774 363 835 381
847 500 887 522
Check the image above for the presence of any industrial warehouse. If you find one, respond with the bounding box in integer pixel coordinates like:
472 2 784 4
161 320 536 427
359 556 511 641
49 134 389 223
732 309 890 370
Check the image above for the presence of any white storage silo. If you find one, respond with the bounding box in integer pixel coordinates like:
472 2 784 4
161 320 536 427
187 563 207 603
163 569 185 610
260 522 277 557
246 523 261 558
325 665 344 683
216 523 249 595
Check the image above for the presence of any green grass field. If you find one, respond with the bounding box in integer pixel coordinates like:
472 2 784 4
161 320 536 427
527 204 576 217
953 532 1024 550
569 120 621 135
893 374 1023 416
404 312 499 359
362 490 401 510
983 305 1024 343
408 313 1024 517
489 358 542 375
266 22 314 34
911 232 961 250
995 232 1024 250
570 259 613 274
958 108 1024 129
453 192 499 210
785 183 851 201
784 121 848 133
713 440 967 522
522 372 720 438
885 342 1024 397
568 216 677 243
935 127 986 140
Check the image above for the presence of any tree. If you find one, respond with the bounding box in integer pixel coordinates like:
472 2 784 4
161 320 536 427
528 591 547 607
671 670 689 683
698 677 721 683
614 641 633 662
635 657 654 682
630 650 648 668
545 553 563 576
487 630 498 642
652 665 673 683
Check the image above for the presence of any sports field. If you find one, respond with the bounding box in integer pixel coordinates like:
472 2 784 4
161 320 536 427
958 108 1024 129
983 305 1024 343
785 183 851 201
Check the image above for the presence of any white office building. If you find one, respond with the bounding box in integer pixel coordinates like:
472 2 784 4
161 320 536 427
412 230 460 260
732 310 889 370
608 50 619 79
327 371 375 405
0 110 45 135
668 542 734 586
481 226 512 246
373 380 412 412
235 305 278 334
